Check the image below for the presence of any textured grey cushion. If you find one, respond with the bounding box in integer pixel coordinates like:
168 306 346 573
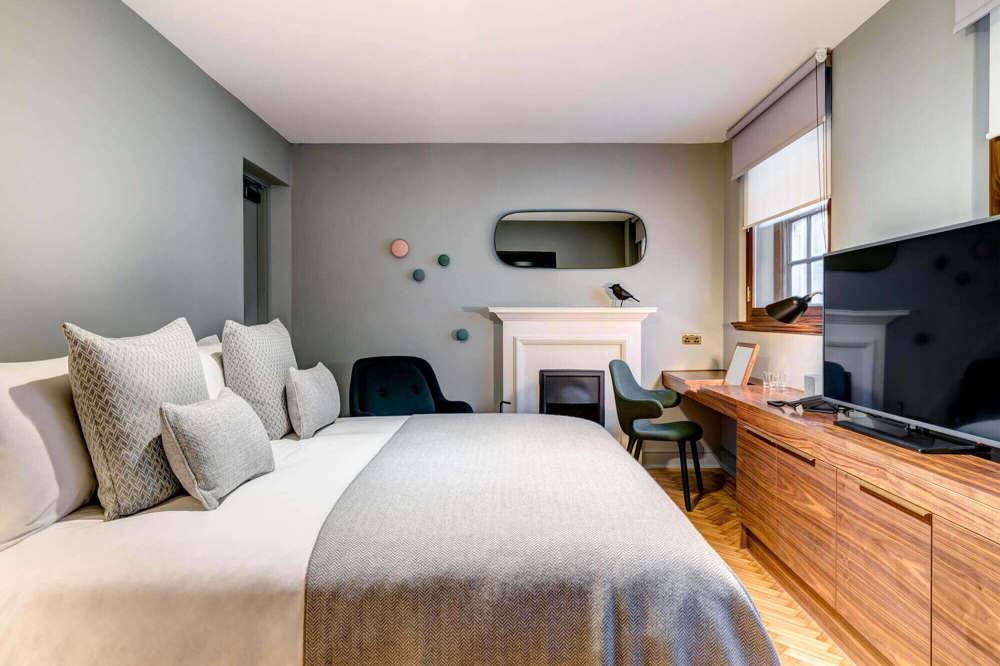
159 388 274 510
286 362 340 439
222 319 297 439
62 318 208 519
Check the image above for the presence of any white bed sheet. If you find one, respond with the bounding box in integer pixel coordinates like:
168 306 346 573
0 416 408 666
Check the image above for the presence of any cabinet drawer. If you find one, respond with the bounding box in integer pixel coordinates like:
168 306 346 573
773 443 837 604
836 471 931 665
932 518 1000 664
737 426 776 550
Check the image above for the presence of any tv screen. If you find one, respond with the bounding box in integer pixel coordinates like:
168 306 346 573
823 217 1000 448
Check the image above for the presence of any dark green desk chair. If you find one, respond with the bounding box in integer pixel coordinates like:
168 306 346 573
609 360 704 511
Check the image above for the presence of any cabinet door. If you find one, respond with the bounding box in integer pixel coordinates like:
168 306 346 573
773 441 837 604
836 471 931 665
737 425 777 551
932 517 1000 664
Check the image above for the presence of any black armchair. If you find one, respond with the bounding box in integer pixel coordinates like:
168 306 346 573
349 356 473 416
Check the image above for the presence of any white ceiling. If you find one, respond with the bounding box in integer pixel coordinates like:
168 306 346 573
123 0 888 143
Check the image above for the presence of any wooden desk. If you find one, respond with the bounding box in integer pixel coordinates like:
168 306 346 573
661 370 1000 665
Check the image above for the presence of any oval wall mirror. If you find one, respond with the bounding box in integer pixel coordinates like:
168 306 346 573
494 210 646 269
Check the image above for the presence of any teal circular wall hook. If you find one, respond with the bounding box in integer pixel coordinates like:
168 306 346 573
455 328 469 342
412 268 425 282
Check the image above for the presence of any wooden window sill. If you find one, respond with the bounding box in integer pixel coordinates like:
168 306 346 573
731 306 823 335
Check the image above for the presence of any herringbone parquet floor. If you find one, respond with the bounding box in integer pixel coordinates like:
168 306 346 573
648 469 853 666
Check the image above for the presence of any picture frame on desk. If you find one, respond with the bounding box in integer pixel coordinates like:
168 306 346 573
724 342 760 386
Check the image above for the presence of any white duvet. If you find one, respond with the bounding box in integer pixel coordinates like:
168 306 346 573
0 416 408 666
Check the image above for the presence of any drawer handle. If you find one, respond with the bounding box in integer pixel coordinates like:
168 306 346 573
858 480 932 523
743 426 816 465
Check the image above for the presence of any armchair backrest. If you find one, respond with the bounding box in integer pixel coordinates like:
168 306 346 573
349 356 440 416
608 360 663 438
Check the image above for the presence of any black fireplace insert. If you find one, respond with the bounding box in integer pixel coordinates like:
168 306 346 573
538 369 605 426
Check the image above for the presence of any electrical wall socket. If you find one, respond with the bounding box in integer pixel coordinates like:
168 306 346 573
682 334 702 345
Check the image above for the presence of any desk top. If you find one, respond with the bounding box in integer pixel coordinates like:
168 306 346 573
661 369 1000 526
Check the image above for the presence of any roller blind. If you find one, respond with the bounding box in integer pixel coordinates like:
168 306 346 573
728 55 827 180
744 124 828 229
955 0 1000 31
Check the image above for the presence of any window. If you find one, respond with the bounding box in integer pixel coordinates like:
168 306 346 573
734 124 828 335
737 203 828 334
753 204 827 306
727 53 829 333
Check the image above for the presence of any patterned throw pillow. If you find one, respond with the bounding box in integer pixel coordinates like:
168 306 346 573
62 318 208 519
286 362 340 439
222 319 298 439
160 388 274 510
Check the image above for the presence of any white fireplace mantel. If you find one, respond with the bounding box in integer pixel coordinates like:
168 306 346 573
489 306 656 439
489 306 658 322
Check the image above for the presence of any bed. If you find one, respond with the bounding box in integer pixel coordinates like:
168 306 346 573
0 412 777 665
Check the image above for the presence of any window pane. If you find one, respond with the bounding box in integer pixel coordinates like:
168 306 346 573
810 260 823 304
752 224 776 306
790 262 807 297
810 213 828 257
790 219 807 261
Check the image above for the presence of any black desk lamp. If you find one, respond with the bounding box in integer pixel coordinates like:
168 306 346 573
765 291 822 324
763 290 835 413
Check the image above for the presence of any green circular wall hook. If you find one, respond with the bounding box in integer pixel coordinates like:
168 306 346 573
437 254 450 267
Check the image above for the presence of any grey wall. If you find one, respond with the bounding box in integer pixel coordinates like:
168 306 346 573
0 0 292 360
832 0 988 250
291 144 727 419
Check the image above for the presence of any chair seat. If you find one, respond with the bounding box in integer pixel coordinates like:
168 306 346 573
633 419 703 441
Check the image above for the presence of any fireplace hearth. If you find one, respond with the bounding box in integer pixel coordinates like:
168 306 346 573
539 369 605 426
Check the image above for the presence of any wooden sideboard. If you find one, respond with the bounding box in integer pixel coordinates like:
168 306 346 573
662 371 1000 666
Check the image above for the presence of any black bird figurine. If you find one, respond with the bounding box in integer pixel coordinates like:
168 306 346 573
609 283 639 307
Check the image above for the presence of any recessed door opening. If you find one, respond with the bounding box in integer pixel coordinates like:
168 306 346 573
243 175 268 325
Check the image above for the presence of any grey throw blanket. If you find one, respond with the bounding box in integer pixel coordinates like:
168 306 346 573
304 414 777 666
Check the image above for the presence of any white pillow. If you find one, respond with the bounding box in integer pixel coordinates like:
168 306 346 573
197 335 225 399
0 357 96 551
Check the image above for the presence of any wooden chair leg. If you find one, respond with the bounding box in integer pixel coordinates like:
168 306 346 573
690 439 704 495
677 440 692 512
633 439 643 461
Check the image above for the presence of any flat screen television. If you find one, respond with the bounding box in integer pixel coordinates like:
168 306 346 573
823 215 1000 452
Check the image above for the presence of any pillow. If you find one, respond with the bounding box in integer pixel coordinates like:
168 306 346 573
63 318 208 519
0 357 96 550
197 335 225 399
222 319 297 439
286 362 341 439
159 388 274 510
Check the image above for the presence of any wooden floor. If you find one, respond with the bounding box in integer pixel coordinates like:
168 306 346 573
649 468 853 666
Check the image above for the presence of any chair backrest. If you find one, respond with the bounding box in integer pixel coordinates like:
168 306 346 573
350 356 438 416
609 360 648 438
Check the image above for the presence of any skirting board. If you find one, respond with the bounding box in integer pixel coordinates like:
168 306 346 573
640 441 723 469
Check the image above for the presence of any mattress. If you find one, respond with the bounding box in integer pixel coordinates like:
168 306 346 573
0 416 408 665
0 414 776 665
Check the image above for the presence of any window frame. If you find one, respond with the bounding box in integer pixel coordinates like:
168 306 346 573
732 202 830 336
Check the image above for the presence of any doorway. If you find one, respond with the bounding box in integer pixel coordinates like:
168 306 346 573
243 176 268 325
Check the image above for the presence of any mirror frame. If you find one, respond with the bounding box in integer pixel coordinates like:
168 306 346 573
492 209 647 270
